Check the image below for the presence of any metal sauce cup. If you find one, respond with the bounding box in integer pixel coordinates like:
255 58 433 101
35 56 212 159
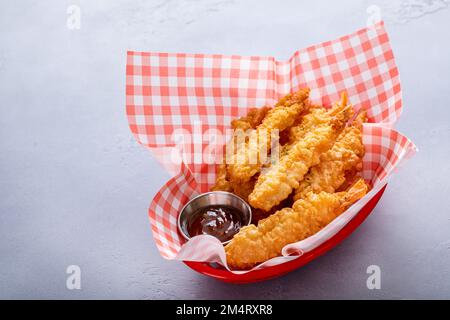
178 191 252 245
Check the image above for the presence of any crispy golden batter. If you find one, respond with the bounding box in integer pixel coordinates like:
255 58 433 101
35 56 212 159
209 90 371 269
211 163 233 192
293 112 366 201
248 96 352 211
227 88 310 184
231 107 271 131
287 106 329 142
225 179 369 269
231 176 257 201
211 107 270 195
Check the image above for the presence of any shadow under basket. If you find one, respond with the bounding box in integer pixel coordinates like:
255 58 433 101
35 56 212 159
184 185 387 284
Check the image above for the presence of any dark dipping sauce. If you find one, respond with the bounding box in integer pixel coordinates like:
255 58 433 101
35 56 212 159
187 205 245 242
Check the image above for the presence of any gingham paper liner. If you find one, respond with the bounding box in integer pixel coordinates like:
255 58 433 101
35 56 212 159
126 21 417 272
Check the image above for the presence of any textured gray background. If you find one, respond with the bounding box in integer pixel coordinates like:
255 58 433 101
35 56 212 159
1 0 449 299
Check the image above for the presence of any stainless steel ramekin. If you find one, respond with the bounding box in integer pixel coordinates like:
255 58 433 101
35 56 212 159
177 191 252 245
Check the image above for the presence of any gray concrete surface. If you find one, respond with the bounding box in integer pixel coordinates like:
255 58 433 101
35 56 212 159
0 0 449 299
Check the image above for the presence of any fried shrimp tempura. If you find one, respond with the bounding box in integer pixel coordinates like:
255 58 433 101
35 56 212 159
225 179 369 269
293 111 366 201
227 88 310 184
249 95 352 211
231 107 271 131
287 106 329 142
211 107 270 196
231 176 257 201
211 163 233 192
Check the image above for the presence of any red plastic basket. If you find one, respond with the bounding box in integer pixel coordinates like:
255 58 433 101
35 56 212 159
184 185 386 284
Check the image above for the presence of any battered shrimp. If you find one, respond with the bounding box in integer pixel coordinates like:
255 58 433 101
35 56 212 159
225 179 369 269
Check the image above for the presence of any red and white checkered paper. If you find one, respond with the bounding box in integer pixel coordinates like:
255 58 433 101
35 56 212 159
126 21 417 273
